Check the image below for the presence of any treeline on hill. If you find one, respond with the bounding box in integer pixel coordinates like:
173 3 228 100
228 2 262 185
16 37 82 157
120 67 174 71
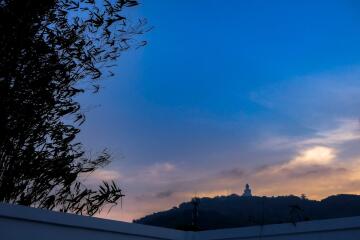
134 194 360 230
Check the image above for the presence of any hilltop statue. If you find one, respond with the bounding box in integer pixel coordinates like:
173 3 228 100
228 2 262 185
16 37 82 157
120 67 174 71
242 183 252 197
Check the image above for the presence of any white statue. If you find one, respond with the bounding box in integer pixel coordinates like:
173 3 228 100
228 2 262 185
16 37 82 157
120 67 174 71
242 183 252 197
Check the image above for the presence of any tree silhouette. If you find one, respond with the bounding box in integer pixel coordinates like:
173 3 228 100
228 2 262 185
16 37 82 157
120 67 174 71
288 204 304 225
0 0 149 215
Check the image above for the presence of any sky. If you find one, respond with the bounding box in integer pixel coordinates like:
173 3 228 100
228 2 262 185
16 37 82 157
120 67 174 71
77 0 360 222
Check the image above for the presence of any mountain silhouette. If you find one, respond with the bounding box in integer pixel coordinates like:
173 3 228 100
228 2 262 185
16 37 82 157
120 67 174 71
134 194 360 230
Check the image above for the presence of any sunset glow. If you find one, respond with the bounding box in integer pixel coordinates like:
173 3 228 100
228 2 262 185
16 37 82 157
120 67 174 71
78 1 360 222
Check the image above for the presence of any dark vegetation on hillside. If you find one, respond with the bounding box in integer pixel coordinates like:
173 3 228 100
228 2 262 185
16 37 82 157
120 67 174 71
134 194 360 231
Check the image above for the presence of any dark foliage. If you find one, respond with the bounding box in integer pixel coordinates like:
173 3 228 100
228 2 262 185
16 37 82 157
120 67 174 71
135 194 360 230
0 0 149 215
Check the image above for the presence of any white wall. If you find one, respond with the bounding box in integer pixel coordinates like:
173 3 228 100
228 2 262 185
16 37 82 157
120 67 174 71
2 203 360 240
197 216 360 240
0 203 185 240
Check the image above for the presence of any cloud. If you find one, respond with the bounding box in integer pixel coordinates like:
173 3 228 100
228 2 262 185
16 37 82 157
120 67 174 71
286 166 347 179
299 119 360 146
287 146 335 166
248 143 360 199
260 119 360 151
219 168 244 178
146 162 176 177
155 190 175 198
253 146 342 181
82 169 122 184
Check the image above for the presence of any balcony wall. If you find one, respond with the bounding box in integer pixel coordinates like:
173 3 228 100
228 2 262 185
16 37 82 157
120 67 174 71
2 203 360 240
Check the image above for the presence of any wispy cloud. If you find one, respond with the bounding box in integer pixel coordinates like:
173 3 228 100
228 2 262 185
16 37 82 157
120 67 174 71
81 169 123 185
155 190 175 199
260 119 360 150
146 162 176 177
285 146 335 167
299 119 360 146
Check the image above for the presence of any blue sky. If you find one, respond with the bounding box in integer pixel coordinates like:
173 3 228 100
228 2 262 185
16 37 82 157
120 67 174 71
78 0 360 221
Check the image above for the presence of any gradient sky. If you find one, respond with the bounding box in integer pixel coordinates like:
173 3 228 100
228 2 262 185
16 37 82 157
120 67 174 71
78 0 360 221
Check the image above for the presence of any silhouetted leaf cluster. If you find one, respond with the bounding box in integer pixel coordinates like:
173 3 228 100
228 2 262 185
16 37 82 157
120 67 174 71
0 0 148 215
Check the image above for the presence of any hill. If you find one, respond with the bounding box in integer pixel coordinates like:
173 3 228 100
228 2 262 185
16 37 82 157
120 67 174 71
134 194 360 230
